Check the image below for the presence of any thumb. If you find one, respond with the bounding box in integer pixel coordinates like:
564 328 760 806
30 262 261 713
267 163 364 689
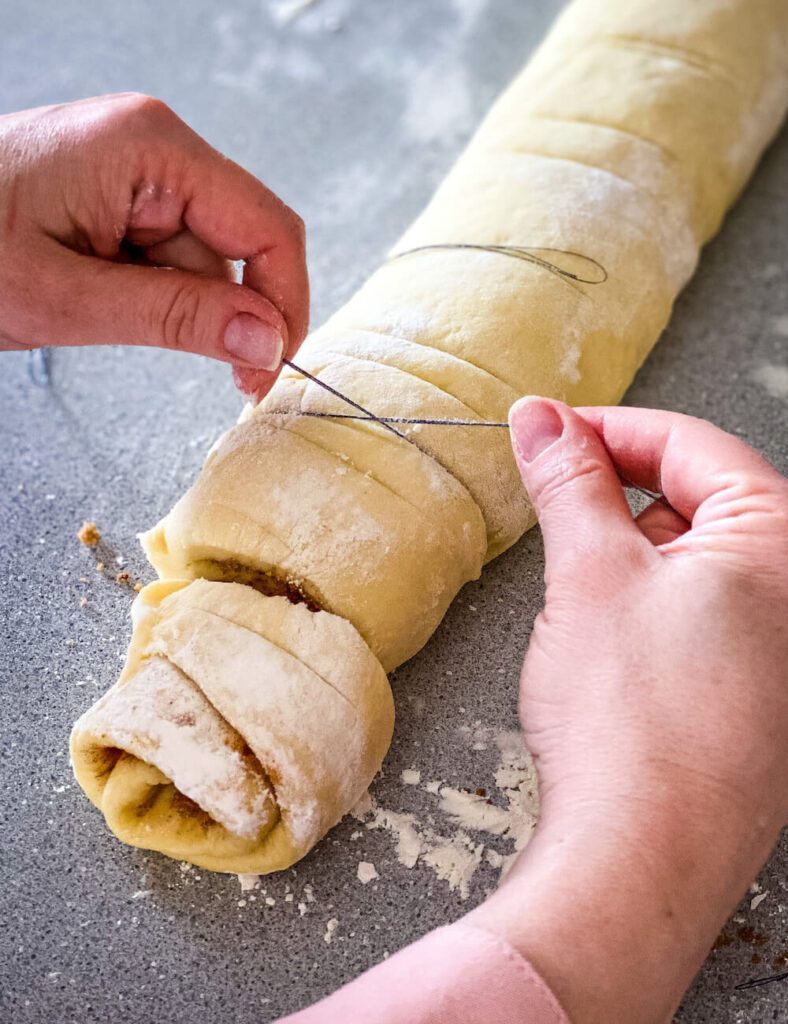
509 397 641 574
26 242 289 373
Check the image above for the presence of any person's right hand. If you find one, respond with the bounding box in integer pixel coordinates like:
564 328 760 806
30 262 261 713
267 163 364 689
470 401 788 1024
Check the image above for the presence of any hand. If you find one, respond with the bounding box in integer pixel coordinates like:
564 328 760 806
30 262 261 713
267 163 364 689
0 94 309 398
469 400 788 1024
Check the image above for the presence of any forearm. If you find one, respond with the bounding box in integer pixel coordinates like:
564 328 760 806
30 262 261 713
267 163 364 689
468 798 782 1024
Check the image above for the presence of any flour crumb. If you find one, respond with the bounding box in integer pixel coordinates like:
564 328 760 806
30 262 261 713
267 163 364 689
366 805 424 869
422 833 484 900
77 521 101 547
324 918 339 944
298 902 308 916
751 362 788 400
485 849 504 869
357 861 379 885
425 780 442 795
285 893 294 903
131 890 152 900
304 884 315 903
401 769 421 786
350 831 363 841
265 896 276 907
750 892 769 911
237 874 260 892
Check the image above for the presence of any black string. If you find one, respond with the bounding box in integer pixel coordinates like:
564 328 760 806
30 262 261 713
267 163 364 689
389 244 609 288
297 410 510 428
268 389 666 511
282 359 410 442
735 970 788 992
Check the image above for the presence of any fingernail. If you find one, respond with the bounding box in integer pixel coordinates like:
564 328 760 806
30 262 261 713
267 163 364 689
224 313 283 371
509 398 564 463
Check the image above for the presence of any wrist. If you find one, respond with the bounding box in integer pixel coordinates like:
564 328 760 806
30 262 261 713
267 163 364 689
467 797 781 1024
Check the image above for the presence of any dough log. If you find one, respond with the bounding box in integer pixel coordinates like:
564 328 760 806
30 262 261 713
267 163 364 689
72 0 788 872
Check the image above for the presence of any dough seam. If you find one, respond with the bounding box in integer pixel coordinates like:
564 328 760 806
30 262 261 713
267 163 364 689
176 605 359 711
595 35 741 89
526 112 685 177
297 353 492 423
302 327 523 402
271 412 478 528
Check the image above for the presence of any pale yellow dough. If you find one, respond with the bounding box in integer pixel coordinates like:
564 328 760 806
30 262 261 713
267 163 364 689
71 581 394 872
72 0 788 872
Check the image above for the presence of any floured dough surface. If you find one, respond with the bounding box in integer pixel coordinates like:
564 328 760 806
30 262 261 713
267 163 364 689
71 581 394 873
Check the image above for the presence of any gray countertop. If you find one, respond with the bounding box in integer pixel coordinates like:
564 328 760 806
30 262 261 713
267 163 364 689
1 2 786 1022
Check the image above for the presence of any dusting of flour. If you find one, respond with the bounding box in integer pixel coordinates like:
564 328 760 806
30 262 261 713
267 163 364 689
354 730 539 899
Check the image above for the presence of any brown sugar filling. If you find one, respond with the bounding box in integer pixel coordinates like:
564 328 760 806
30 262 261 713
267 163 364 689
189 558 324 613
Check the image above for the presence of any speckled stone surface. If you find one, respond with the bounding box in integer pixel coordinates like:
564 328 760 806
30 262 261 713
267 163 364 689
0 2 786 1022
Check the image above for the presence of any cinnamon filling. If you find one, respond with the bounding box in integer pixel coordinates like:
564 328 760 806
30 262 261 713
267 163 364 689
189 559 323 613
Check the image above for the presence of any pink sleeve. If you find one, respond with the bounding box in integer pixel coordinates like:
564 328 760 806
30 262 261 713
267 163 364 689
275 922 570 1024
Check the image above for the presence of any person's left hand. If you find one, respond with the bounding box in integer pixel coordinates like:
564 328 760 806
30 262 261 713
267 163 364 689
0 93 309 398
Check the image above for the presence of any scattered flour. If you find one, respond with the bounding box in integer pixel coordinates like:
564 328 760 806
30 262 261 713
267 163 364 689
270 0 321 23
456 720 496 751
421 833 484 898
401 769 421 786
324 918 339 944
359 730 540 899
403 61 475 145
357 861 379 885
750 892 769 911
366 807 424 870
237 874 260 892
751 362 788 400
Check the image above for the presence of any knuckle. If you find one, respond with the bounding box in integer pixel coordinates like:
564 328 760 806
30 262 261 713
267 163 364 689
115 93 173 128
290 210 306 246
154 284 204 352
82 93 174 143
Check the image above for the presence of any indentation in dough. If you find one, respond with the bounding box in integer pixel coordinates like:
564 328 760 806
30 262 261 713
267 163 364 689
181 604 358 711
272 408 473 528
603 35 740 89
292 327 520 410
301 351 492 422
528 112 684 173
289 355 520 546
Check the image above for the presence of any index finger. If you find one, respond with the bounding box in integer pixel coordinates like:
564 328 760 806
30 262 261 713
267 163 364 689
181 151 310 355
575 407 782 523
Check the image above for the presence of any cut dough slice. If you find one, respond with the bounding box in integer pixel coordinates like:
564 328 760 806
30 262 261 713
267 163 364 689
141 414 487 671
71 581 394 873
